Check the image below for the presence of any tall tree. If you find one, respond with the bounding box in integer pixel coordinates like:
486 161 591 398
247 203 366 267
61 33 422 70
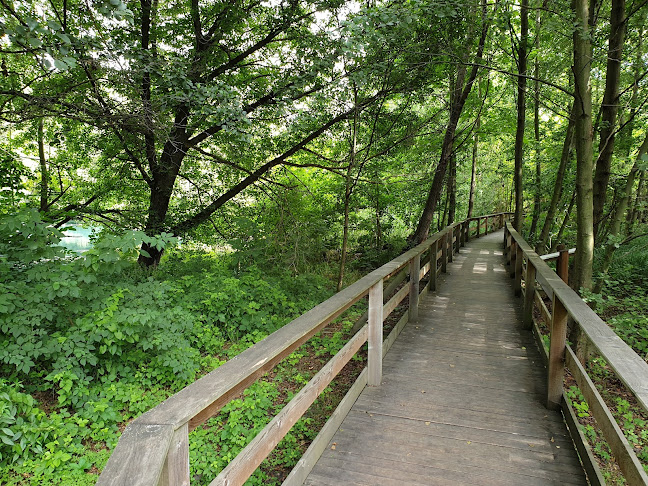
513 0 529 231
592 0 627 240
572 0 595 291
412 0 490 243
528 5 542 240
536 104 576 252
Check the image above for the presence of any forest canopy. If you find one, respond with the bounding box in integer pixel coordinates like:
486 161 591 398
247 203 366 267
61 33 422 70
1 0 648 482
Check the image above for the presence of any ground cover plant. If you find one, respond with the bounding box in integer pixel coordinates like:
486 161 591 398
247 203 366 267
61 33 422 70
0 210 352 485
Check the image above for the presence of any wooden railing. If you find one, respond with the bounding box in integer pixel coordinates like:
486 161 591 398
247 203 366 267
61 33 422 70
504 222 648 485
96 212 511 486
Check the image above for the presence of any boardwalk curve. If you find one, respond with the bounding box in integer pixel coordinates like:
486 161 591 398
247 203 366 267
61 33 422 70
305 230 587 485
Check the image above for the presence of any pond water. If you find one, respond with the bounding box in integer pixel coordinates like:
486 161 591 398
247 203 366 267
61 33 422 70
59 225 96 253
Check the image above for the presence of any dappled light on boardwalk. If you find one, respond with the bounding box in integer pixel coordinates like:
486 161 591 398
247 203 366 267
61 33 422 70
305 230 587 485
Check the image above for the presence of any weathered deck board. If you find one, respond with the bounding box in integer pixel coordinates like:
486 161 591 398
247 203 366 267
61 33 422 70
304 231 587 485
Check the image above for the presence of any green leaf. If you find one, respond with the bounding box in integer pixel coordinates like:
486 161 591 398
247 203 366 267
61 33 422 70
53 59 68 71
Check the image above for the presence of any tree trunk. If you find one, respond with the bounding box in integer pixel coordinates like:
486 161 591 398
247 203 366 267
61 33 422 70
592 0 627 240
448 152 457 224
513 0 529 232
337 89 359 292
529 11 541 240
536 104 576 252
37 118 48 213
467 115 479 219
593 132 648 293
412 3 489 243
572 0 595 291
553 190 576 251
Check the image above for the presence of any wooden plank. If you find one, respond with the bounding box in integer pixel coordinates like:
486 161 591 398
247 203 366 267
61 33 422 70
522 263 536 329
409 254 420 321
565 346 648 485
99 215 513 486
96 424 173 486
284 369 368 486
318 432 585 485
534 289 552 325
514 247 523 295
447 230 453 263
333 417 584 476
562 391 606 486
430 240 438 291
344 409 576 454
441 234 448 272
547 294 568 410
212 325 369 486
540 248 576 261
383 284 409 320
159 424 189 486
368 280 383 386
350 268 407 334
506 222 648 411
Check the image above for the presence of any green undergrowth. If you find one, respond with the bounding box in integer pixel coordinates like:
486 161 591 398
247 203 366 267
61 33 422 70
567 236 648 483
0 209 354 485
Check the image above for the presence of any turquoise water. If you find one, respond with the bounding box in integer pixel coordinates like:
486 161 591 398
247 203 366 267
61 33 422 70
59 225 95 253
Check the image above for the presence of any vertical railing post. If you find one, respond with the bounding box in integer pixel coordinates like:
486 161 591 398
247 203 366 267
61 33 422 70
447 229 453 263
509 240 517 277
514 245 523 296
484 216 489 235
430 240 438 291
476 217 481 238
160 424 190 486
454 225 460 253
409 254 420 321
441 233 448 273
522 261 536 329
500 213 504 228
547 295 568 410
460 221 466 247
368 279 384 386
557 244 569 284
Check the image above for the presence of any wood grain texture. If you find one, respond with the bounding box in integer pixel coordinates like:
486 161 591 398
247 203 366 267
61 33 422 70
505 222 648 411
96 423 173 486
305 231 587 486
211 326 369 486
368 280 383 386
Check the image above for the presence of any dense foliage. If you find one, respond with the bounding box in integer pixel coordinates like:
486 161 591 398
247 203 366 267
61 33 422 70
1 0 648 482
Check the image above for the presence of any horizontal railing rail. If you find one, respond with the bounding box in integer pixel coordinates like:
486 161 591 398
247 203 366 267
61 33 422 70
97 212 512 486
504 222 648 485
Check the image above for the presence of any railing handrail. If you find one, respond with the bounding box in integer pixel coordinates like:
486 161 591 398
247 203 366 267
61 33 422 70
505 222 648 484
504 221 648 411
97 212 512 486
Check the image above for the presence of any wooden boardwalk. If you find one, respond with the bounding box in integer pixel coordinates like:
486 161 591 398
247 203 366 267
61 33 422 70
305 230 587 485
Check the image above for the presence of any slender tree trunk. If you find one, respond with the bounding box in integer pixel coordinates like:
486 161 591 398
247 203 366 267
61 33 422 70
448 152 457 224
624 21 644 231
629 172 646 230
337 90 359 292
593 132 648 293
412 0 489 243
37 118 48 213
572 0 595 291
529 11 541 239
536 104 576 252
592 0 627 240
553 190 576 251
513 0 529 231
374 171 382 250
467 112 479 219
